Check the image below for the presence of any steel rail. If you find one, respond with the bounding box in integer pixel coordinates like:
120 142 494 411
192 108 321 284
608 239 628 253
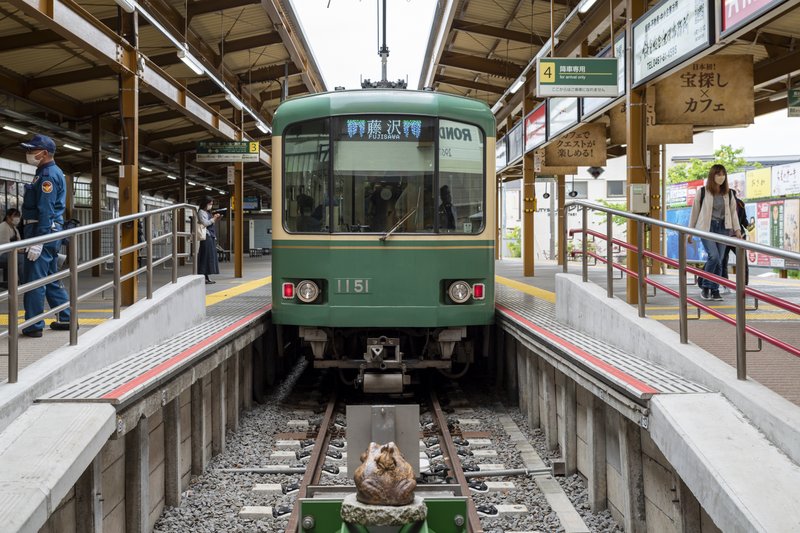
430 389 483 533
285 391 338 533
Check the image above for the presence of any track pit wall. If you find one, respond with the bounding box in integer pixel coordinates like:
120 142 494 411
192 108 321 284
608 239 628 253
36 321 297 533
492 319 722 533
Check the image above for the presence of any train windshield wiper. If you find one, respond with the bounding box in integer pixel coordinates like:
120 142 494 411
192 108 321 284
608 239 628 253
380 208 417 242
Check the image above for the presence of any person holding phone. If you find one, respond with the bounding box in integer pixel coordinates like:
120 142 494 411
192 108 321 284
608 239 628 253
197 195 222 284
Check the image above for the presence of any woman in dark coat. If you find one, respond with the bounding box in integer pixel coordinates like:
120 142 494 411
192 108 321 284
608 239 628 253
197 195 221 284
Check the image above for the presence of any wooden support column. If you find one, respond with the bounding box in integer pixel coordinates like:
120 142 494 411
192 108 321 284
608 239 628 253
164 397 181 508
242 344 253 410
75 457 102 533
504 333 518 404
557 175 566 265
191 378 207 475
496 178 502 260
119 12 139 306
522 71 536 276
649 145 663 274
226 353 240 433
625 0 646 304
234 161 244 277
526 349 540 429
542 361 558 451
91 114 103 277
587 393 607 511
619 416 647 532
178 152 187 267
562 376 577 475
211 365 226 456
125 416 149 533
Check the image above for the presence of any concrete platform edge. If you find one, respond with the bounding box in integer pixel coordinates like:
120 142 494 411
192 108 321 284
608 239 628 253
554 273 800 467
0 275 206 430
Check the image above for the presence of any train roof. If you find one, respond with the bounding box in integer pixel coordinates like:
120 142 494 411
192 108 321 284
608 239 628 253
272 89 495 138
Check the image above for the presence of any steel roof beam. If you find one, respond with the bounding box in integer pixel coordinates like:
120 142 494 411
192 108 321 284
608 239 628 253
439 51 524 78
452 19 549 46
219 32 282 54
433 75 506 94
187 0 260 20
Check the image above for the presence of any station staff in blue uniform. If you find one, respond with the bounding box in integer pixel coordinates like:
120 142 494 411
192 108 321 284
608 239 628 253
20 134 73 338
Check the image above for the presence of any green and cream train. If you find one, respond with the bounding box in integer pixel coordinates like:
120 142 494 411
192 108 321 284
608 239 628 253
271 89 496 392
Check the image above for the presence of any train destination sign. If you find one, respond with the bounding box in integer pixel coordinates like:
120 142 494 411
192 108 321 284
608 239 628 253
196 141 259 162
536 57 619 98
632 0 711 86
338 117 433 141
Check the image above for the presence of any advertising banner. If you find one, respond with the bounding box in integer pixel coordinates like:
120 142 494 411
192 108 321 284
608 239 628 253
722 0 787 36
632 0 711 86
746 168 772 199
507 122 524 165
547 97 579 138
771 162 800 196
728 171 746 198
666 207 707 262
668 181 688 206
654 55 755 126
524 104 547 152
496 136 507 171
608 86 693 145
686 179 705 206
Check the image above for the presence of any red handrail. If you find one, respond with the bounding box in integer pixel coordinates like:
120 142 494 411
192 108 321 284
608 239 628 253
570 228 800 360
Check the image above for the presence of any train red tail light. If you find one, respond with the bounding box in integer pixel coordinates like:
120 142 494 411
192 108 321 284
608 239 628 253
282 282 295 299
472 283 485 300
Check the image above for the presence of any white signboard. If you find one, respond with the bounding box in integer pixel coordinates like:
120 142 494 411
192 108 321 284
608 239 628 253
439 121 484 174
496 136 507 171
772 162 800 196
582 35 626 119
632 0 711 86
547 98 579 138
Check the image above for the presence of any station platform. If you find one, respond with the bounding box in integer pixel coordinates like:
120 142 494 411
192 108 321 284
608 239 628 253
495 258 800 406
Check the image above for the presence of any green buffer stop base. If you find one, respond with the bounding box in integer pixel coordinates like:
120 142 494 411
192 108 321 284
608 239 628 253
298 498 468 533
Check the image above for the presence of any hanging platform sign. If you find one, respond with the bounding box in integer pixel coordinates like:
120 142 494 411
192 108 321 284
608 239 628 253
524 103 547 153
632 0 712 86
544 123 607 167
609 87 694 145
788 89 800 118
533 150 577 175
654 55 754 126
721 0 787 36
536 57 619 98
196 141 260 162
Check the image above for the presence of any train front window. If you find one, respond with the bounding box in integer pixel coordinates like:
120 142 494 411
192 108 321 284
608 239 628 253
283 119 330 233
438 120 485 234
332 116 436 233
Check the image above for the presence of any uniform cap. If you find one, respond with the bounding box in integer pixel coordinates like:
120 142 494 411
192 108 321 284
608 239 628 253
21 134 56 154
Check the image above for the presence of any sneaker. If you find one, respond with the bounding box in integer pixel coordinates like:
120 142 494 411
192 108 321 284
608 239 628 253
50 321 78 331
711 290 723 301
22 329 42 338
700 288 711 300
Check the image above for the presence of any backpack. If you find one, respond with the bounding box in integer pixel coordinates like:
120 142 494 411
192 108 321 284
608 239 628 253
698 187 747 234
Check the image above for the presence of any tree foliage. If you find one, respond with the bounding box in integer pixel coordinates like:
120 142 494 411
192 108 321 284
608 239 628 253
667 145 756 185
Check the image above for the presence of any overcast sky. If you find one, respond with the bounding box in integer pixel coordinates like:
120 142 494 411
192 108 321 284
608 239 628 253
290 0 437 90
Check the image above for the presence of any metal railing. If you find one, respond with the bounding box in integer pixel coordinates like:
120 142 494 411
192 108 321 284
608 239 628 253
563 200 800 380
1 204 198 383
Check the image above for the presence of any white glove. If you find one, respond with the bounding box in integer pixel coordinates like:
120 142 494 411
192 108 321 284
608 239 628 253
26 244 43 262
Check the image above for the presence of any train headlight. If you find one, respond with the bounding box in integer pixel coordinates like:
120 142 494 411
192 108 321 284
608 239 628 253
448 281 471 304
296 280 320 303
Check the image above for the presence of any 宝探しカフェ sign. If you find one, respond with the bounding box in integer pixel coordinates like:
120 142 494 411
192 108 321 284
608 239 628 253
632 0 712 86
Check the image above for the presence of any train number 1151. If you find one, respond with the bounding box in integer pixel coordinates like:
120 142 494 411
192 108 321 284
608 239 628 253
335 278 371 294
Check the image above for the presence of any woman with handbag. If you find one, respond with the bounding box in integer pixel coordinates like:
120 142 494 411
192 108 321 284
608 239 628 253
197 196 221 284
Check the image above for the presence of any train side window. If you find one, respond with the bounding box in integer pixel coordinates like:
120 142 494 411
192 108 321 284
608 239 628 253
283 119 330 233
438 120 485 234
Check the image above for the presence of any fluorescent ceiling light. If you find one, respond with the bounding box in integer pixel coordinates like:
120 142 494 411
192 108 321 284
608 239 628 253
177 49 204 75
114 0 136 13
256 122 270 134
491 101 504 114
187 181 197 186
578 0 598 13
225 93 244 111
140 166 153 172
167 174 178 180
63 143 83 151
204 186 212 191
3 125 28 135
107 156 122 163
509 78 525 94
220 191 226 195
769 91 788 101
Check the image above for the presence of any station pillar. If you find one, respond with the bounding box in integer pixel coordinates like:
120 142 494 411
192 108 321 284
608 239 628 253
522 72 536 276
648 145 663 274
91 115 103 277
178 153 187 267
235 161 243 278
119 12 139 306
625 0 646 304
557 175 566 265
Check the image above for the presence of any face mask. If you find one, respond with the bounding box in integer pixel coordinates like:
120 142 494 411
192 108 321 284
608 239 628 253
11 217 20 225
714 175 726 185
26 152 42 166
207 204 213 210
